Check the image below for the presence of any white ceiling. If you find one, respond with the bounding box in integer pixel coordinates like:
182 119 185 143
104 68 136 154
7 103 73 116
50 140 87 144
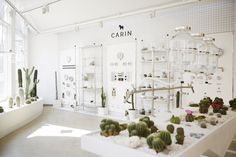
12 0 188 32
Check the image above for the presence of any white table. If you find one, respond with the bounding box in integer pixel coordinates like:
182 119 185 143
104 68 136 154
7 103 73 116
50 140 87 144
81 108 236 157
0 99 44 139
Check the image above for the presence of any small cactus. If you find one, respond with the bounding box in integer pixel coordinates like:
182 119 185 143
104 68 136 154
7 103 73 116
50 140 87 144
200 122 207 128
170 115 181 124
176 127 185 145
158 131 172 145
0 106 4 113
100 119 125 137
152 138 166 153
166 124 175 134
128 121 151 138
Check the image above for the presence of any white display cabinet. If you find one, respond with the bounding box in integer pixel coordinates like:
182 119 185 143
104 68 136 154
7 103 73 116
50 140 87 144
138 44 174 114
78 44 103 112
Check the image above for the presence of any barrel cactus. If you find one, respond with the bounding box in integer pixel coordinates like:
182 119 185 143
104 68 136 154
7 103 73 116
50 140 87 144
166 124 174 134
146 133 159 148
229 98 236 110
199 98 211 114
100 119 125 137
0 106 4 113
139 116 157 133
152 138 166 153
158 131 172 145
185 110 194 122
170 115 181 124
128 121 151 138
218 109 227 115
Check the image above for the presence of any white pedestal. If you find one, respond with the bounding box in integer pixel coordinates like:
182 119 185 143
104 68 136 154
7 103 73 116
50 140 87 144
0 99 44 139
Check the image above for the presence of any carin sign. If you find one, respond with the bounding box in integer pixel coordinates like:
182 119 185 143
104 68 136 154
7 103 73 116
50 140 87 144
111 25 132 38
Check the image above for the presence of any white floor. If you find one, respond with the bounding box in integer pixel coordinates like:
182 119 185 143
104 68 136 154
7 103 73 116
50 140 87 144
0 107 102 157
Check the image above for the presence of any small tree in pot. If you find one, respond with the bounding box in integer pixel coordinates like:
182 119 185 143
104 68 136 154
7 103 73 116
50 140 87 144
124 93 136 121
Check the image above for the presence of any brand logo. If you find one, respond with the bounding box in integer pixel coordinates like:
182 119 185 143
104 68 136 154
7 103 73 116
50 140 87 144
111 25 132 38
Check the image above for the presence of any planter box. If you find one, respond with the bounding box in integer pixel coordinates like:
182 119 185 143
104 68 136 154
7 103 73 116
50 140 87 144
0 99 44 139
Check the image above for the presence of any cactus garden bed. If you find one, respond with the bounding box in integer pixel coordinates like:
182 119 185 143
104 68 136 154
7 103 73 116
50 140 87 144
81 108 236 157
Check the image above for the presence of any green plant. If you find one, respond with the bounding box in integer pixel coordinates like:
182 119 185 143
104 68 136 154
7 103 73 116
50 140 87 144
147 133 158 148
139 116 158 133
166 124 174 134
101 87 106 108
176 91 180 108
30 69 38 97
218 109 227 115
25 99 32 104
229 98 236 110
100 119 125 137
152 138 166 153
199 98 211 114
128 121 150 138
175 127 185 145
124 93 135 110
185 110 194 122
158 131 172 145
18 69 23 88
170 115 181 124
0 106 4 113
23 67 39 99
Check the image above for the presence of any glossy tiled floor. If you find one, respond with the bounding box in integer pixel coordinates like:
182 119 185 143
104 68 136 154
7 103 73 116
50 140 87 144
0 107 102 157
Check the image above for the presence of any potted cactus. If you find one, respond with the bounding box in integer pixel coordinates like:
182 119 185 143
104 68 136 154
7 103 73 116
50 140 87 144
229 98 236 111
125 93 136 121
211 97 224 113
98 87 108 115
185 110 194 122
199 97 211 114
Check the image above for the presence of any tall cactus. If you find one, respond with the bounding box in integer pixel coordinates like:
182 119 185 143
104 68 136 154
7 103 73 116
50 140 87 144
30 69 38 97
101 87 106 108
23 66 39 99
18 69 23 88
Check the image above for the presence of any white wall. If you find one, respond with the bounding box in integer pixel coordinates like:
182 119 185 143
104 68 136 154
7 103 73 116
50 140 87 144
28 33 58 104
29 0 236 105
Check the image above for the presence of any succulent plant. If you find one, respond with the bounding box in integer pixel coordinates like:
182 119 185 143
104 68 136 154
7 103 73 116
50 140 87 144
175 127 185 145
166 124 174 134
128 121 151 138
146 133 159 148
30 69 38 98
139 116 158 133
185 110 194 122
100 119 125 137
18 69 23 88
0 106 4 113
170 115 181 124
229 98 236 111
158 131 172 145
101 87 106 108
200 122 207 128
199 98 211 114
152 138 166 153
218 109 227 115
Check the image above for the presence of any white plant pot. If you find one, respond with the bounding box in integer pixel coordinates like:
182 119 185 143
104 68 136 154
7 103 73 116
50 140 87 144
18 88 25 105
128 109 136 121
98 107 109 115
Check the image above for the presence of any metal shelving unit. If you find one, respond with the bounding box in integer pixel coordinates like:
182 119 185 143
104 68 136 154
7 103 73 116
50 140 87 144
78 44 103 112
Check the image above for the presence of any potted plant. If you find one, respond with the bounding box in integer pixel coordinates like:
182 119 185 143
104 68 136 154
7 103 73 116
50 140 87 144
125 93 136 121
98 87 108 115
229 98 236 111
199 97 211 114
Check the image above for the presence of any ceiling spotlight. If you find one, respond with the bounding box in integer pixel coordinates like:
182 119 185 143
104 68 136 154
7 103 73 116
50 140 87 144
42 5 49 14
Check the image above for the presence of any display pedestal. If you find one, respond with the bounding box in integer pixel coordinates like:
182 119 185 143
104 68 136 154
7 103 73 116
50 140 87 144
0 99 44 139
81 108 236 157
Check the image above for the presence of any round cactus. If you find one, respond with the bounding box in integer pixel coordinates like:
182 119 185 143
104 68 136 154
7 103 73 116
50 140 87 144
185 114 194 122
218 109 227 115
152 138 166 153
158 131 172 145
166 124 174 134
147 133 157 148
136 121 147 136
128 122 136 133
170 115 181 124
100 119 124 137
150 126 158 133
0 106 4 113
200 122 207 128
